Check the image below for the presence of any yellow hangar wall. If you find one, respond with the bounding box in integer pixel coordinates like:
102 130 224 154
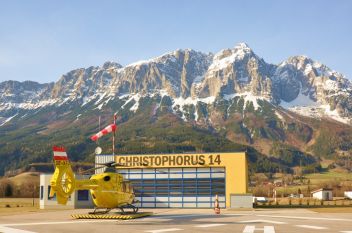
114 152 248 208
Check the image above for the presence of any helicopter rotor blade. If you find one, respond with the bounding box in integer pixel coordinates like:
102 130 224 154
112 162 128 167
30 162 94 166
95 161 113 166
95 160 198 174
95 161 127 167
29 162 52 166
79 166 106 174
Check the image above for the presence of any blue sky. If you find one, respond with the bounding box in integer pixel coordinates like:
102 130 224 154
0 0 351 83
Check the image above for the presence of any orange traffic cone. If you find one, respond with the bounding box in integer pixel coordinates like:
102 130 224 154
214 194 220 214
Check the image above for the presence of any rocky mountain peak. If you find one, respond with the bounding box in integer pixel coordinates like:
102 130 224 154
118 49 212 98
0 80 53 104
211 42 255 67
0 43 351 126
233 42 252 54
102 61 123 69
199 43 273 99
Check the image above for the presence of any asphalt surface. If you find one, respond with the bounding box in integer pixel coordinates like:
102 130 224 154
0 208 352 233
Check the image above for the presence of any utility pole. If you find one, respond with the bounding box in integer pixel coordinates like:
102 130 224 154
348 150 351 180
348 150 351 172
32 184 35 207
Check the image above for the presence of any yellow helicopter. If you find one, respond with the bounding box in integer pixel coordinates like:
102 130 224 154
49 146 139 214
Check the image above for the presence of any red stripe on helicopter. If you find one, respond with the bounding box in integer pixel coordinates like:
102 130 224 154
54 156 68 161
53 147 68 161
90 124 117 141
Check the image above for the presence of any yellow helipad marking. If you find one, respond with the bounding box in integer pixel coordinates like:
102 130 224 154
71 212 153 220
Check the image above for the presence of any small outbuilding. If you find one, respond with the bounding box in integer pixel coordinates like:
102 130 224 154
344 191 352 199
311 188 333 201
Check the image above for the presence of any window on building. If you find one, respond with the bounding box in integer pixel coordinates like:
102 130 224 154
48 186 56 201
40 186 44 200
77 190 89 201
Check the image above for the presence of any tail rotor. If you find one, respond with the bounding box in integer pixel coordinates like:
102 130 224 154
50 146 76 204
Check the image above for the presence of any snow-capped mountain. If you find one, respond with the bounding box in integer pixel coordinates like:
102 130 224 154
1 42 352 176
1 43 351 126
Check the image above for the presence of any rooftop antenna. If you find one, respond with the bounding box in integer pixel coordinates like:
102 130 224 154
95 116 102 156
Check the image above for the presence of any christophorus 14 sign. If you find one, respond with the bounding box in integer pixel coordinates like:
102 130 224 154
116 154 222 167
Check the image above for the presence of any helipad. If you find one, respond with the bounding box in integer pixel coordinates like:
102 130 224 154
1 208 352 233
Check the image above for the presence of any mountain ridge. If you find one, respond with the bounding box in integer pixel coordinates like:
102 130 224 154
1 42 350 125
0 42 351 176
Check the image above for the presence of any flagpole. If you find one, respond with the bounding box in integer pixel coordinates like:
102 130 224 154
98 116 101 144
112 113 116 156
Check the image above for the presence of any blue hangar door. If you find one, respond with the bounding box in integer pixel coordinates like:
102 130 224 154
119 167 226 208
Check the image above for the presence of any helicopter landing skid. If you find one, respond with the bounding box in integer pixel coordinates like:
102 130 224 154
119 204 139 215
88 208 112 215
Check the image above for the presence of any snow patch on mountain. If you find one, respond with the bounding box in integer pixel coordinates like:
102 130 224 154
173 96 215 107
324 79 340 91
275 111 285 122
280 91 318 108
322 105 350 124
172 96 215 121
94 93 107 105
130 94 141 112
117 93 142 112
286 105 350 124
224 92 268 110
0 99 58 111
0 113 18 126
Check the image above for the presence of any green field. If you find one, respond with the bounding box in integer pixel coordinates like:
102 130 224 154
266 171 352 197
305 171 352 183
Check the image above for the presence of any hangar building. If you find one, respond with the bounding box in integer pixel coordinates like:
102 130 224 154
95 152 250 209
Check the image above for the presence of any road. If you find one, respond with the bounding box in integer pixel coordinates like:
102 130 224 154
0 208 352 233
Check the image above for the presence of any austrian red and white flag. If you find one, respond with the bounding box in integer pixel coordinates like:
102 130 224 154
90 124 117 141
52 146 68 161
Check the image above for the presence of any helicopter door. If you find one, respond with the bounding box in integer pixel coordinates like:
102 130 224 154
126 182 131 193
122 182 132 193
127 182 134 194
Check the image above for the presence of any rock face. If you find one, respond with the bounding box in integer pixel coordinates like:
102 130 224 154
0 43 351 125
199 43 276 101
273 56 352 122
0 80 53 103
